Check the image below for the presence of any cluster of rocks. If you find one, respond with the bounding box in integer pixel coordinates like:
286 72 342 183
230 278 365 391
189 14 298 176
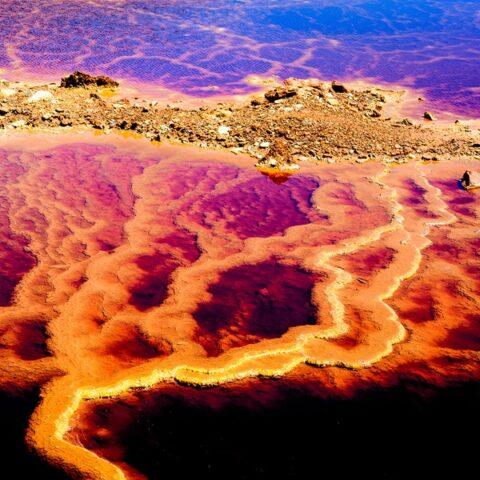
60 71 119 89
0 73 479 171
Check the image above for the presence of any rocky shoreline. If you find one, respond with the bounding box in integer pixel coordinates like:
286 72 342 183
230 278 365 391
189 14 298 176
1 72 479 171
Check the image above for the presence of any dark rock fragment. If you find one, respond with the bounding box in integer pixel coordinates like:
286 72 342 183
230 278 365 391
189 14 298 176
264 87 297 102
331 81 348 93
423 111 435 121
60 71 119 88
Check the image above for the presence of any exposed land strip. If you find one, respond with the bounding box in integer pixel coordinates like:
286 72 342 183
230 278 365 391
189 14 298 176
1 73 479 171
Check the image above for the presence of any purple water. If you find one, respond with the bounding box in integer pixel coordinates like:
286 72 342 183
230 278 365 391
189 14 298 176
1 1 479 115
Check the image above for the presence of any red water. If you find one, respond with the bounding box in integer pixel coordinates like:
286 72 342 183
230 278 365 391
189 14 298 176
193 259 320 356
0 133 478 480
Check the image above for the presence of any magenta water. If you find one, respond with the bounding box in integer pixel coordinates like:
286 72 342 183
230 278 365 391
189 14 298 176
1 1 479 116
193 259 319 356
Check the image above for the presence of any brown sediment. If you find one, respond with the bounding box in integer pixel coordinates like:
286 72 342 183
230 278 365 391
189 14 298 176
1 75 479 172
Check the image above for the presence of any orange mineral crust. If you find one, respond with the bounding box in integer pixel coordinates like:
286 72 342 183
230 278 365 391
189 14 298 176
0 132 478 479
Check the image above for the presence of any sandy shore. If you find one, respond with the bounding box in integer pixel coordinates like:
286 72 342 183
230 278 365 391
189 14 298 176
0 73 479 172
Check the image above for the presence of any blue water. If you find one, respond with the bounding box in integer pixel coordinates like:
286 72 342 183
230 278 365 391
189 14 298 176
1 0 479 115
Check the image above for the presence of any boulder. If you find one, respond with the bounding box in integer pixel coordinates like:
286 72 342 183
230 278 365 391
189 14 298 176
264 87 297 102
60 71 119 88
423 111 435 121
331 81 348 93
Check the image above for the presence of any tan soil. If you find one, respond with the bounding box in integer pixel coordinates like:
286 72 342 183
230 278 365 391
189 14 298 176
0 74 479 171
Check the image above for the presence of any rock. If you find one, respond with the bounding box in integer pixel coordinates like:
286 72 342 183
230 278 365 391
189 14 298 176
217 125 230 135
366 109 381 118
27 90 54 103
60 71 119 88
331 81 348 93
268 158 278 167
0 107 9 116
280 162 300 172
0 88 16 97
423 111 435 121
259 141 270 149
42 113 52 120
10 119 26 128
264 138 291 164
91 121 106 130
216 109 232 118
327 98 339 106
264 87 297 102
399 118 413 126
